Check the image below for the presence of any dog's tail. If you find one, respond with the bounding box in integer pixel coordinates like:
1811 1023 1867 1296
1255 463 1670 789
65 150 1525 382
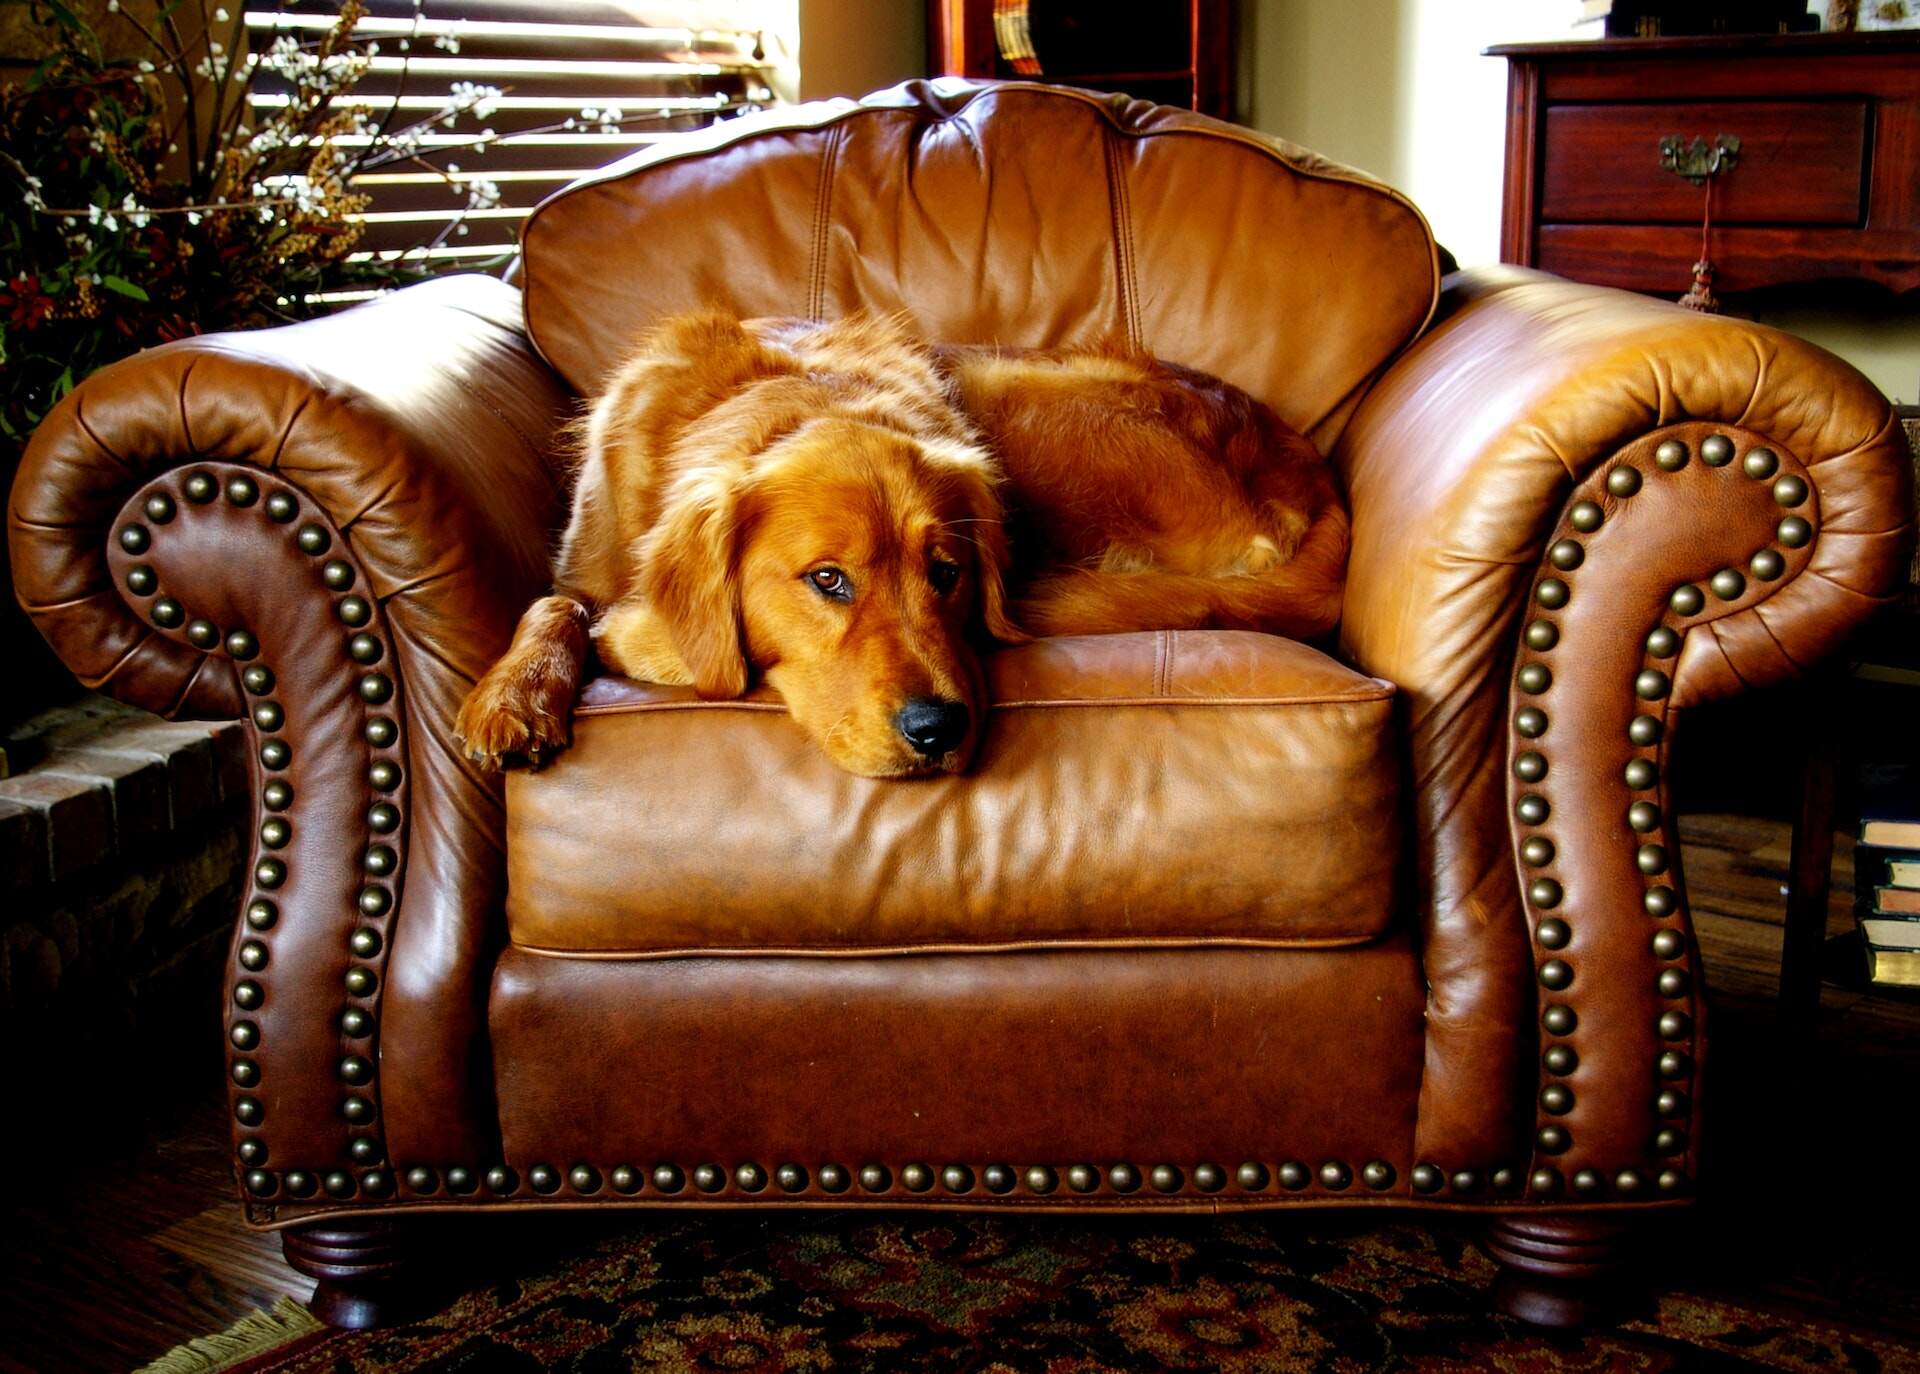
1011 502 1350 641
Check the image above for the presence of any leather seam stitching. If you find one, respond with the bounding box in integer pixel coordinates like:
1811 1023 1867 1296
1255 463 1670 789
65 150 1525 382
571 691 1397 717
1103 126 1141 350
808 124 845 319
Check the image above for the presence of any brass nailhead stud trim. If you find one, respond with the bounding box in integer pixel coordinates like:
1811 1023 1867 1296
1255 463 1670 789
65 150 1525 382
1652 929 1685 959
1742 447 1778 479
1658 1051 1692 1079
1516 794 1551 825
126 565 156 596
1528 878 1563 908
1638 844 1669 874
1660 1010 1692 1039
1363 1162 1394 1190
486 1166 518 1193
1068 1165 1099 1193
1629 714 1664 747
1193 1164 1225 1193
942 1164 974 1193
1605 465 1642 497
529 1165 560 1193
266 492 297 522
1536 1125 1569 1153
1670 584 1705 616
1536 578 1570 610
1524 620 1559 651
366 717 398 748
1149 1165 1182 1193
1658 969 1690 997
1530 1168 1562 1195
1629 801 1663 833
349 1138 381 1164
1646 627 1679 658
1410 1164 1443 1193
1549 539 1585 570
1644 886 1678 917
260 740 290 770
234 980 263 1009
337 596 371 626
1450 1170 1480 1194
1654 440 1688 470
1521 836 1555 867
1514 751 1547 783
185 472 217 503
369 761 400 791
243 665 275 695
259 818 290 849
226 475 258 506
1778 516 1813 548
407 1167 439 1193
1710 568 1746 600
1540 1084 1573 1115
571 1165 602 1194
152 597 184 628
1572 1169 1605 1194
1624 758 1658 790
653 1164 685 1193
1515 708 1548 738
776 1164 808 1193
1568 501 1604 532
187 619 219 649
1772 475 1808 507
1536 918 1570 950
349 633 383 663
1539 959 1573 990
1106 1164 1139 1193
1751 548 1785 581
900 1164 932 1192
1700 435 1734 466
1026 1166 1057 1194
447 1167 478 1193
611 1166 642 1194
225 629 258 660
238 939 269 970
247 898 277 928
119 524 150 554
145 493 176 523
1518 663 1551 694
1543 1044 1577 1074
1319 1162 1352 1190
1236 1162 1268 1190
342 1095 375 1123
1635 670 1671 701
297 524 330 554
1278 1162 1309 1190
1542 1003 1576 1035
322 560 355 590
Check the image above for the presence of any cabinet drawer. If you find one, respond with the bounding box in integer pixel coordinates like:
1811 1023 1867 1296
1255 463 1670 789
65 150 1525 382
1539 100 1868 225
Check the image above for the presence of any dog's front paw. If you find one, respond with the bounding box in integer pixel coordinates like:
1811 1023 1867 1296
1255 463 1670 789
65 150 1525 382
456 673 574 771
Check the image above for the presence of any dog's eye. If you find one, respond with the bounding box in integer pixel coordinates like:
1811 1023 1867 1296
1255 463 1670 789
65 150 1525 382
806 567 852 600
928 560 961 595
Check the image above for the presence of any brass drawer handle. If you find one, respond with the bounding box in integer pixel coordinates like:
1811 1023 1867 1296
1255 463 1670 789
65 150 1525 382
1659 134 1741 184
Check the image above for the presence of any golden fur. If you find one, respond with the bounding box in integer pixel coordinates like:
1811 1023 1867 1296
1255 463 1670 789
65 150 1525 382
456 311 1347 777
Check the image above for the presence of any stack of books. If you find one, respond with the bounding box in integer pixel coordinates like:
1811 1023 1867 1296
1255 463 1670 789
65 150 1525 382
1857 763 1920 988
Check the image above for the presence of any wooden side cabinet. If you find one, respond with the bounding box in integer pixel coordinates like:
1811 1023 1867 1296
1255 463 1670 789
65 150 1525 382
1490 34 1920 296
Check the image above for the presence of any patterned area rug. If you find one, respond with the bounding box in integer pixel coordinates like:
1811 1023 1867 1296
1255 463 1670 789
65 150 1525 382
205 1211 1920 1373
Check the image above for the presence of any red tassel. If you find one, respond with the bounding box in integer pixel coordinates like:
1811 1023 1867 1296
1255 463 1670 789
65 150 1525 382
1677 177 1721 314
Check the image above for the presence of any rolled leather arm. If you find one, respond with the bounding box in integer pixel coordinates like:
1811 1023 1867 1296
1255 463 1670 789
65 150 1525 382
8 275 574 1215
1336 265 1914 1196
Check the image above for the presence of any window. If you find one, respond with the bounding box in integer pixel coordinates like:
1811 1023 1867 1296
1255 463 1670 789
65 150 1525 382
245 1 792 274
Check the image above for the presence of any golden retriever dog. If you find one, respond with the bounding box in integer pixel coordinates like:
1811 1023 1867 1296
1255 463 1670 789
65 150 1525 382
455 311 1347 778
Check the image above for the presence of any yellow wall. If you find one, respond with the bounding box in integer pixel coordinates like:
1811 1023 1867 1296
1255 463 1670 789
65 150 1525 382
796 0 925 103
1235 0 1919 404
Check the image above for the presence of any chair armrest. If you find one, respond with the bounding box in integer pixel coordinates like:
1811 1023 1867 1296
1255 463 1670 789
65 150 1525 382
1338 265 1915 1192
8 275 575 1208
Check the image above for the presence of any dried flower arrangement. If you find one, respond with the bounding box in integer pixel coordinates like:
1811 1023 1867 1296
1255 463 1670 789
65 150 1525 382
0 0 765 450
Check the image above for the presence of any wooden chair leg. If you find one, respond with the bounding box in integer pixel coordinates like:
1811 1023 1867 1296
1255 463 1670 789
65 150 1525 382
282 1219 419 1329
1485 1213 1635 1328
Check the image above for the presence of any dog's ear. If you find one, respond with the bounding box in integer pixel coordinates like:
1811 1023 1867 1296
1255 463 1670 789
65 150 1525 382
637 467 751 699
942 453 1029 644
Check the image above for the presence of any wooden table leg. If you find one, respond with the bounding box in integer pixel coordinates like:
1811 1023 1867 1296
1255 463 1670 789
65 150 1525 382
1779 683 1838 1042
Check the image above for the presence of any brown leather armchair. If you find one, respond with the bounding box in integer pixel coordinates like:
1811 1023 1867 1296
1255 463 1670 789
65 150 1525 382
11 81 1915 1329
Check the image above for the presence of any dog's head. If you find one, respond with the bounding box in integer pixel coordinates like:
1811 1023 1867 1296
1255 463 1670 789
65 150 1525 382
639 415 1023 777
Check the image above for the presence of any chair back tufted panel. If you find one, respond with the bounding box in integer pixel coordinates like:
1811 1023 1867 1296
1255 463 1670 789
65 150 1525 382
519 79 1440 453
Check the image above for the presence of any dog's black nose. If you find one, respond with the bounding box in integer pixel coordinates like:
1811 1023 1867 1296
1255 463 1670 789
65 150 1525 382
895 698 970 758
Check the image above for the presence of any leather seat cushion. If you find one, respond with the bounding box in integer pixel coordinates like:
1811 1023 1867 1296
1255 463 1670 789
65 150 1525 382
504 630 1401 956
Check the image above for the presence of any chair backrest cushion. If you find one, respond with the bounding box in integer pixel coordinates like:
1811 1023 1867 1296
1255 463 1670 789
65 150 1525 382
520 78 1439 451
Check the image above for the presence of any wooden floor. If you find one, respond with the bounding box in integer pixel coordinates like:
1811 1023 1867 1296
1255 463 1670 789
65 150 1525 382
4 813 1918 1373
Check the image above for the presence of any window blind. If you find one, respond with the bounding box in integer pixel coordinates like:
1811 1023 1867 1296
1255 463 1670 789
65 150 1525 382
244 0 781 270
